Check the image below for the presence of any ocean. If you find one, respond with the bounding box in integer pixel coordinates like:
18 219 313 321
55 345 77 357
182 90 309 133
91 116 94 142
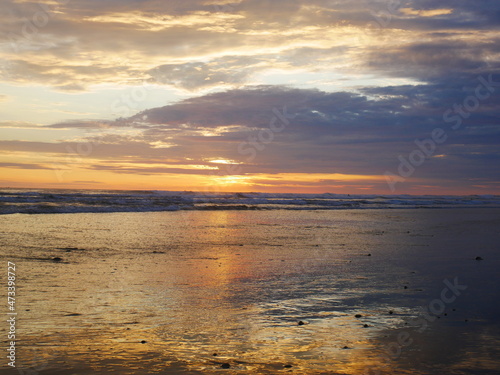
1 189 500 214
0 190 499 374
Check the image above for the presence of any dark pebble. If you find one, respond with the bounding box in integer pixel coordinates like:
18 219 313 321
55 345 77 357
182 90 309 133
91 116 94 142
475 256 483 261
284 364 293 368
213 353 218 356
389 310 393 314
342 346 350 349
363 324 369 328
355 314 362 318
52 257 63 262
298 321 305 326
221 363 230 369
141 340 147 344
404 286 408 289
367 253 371 256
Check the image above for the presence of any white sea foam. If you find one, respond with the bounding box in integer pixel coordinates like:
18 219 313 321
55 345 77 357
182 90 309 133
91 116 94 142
0 189 499 214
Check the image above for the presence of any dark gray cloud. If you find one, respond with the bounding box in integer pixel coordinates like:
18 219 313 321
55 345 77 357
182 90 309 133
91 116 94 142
15 83 492 189
366 39 500 84
1 0 499 192
47 120 115 129
0 162 48 169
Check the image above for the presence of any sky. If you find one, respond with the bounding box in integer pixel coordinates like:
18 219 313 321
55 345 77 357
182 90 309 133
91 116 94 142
0 0 499 194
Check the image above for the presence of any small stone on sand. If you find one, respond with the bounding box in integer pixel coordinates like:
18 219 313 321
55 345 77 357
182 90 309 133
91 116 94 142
355 314 362 318
221 363 230 369
52 257 63 262
298 321 305 325
141 340 147 344
475 256 483 260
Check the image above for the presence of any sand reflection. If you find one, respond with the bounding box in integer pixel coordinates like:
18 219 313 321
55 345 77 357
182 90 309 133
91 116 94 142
1 209 499 374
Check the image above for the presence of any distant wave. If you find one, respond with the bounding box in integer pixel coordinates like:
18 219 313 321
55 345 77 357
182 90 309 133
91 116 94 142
0 189 499 215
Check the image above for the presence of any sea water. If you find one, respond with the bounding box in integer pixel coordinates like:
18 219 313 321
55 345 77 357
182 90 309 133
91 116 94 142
0 202 499 374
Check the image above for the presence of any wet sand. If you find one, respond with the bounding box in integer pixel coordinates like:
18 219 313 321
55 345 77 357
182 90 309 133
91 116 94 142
0 208 499 374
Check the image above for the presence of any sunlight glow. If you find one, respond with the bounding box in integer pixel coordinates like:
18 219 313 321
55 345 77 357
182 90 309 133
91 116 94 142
208 159 242 165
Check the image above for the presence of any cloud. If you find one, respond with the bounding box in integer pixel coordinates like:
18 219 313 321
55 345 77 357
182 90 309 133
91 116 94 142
399 8 453 17
365 39 500 83
148 57 257 90
46 120 115 129
0 162 48 169
0 121 45 128
0 83 494 190
1 0 499 193
1 0 498 92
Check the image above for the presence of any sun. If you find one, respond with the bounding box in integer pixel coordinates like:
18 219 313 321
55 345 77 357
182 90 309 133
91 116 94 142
207 158 242 165
212 175 252 186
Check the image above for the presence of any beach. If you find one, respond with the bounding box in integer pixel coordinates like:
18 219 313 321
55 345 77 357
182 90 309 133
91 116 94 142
1 208 499 374
2 0 500 372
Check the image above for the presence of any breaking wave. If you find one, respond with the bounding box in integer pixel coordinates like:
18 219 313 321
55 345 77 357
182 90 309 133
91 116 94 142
0 189 499 215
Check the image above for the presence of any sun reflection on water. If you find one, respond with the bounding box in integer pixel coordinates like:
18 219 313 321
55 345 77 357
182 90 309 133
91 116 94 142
2 209 499 374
